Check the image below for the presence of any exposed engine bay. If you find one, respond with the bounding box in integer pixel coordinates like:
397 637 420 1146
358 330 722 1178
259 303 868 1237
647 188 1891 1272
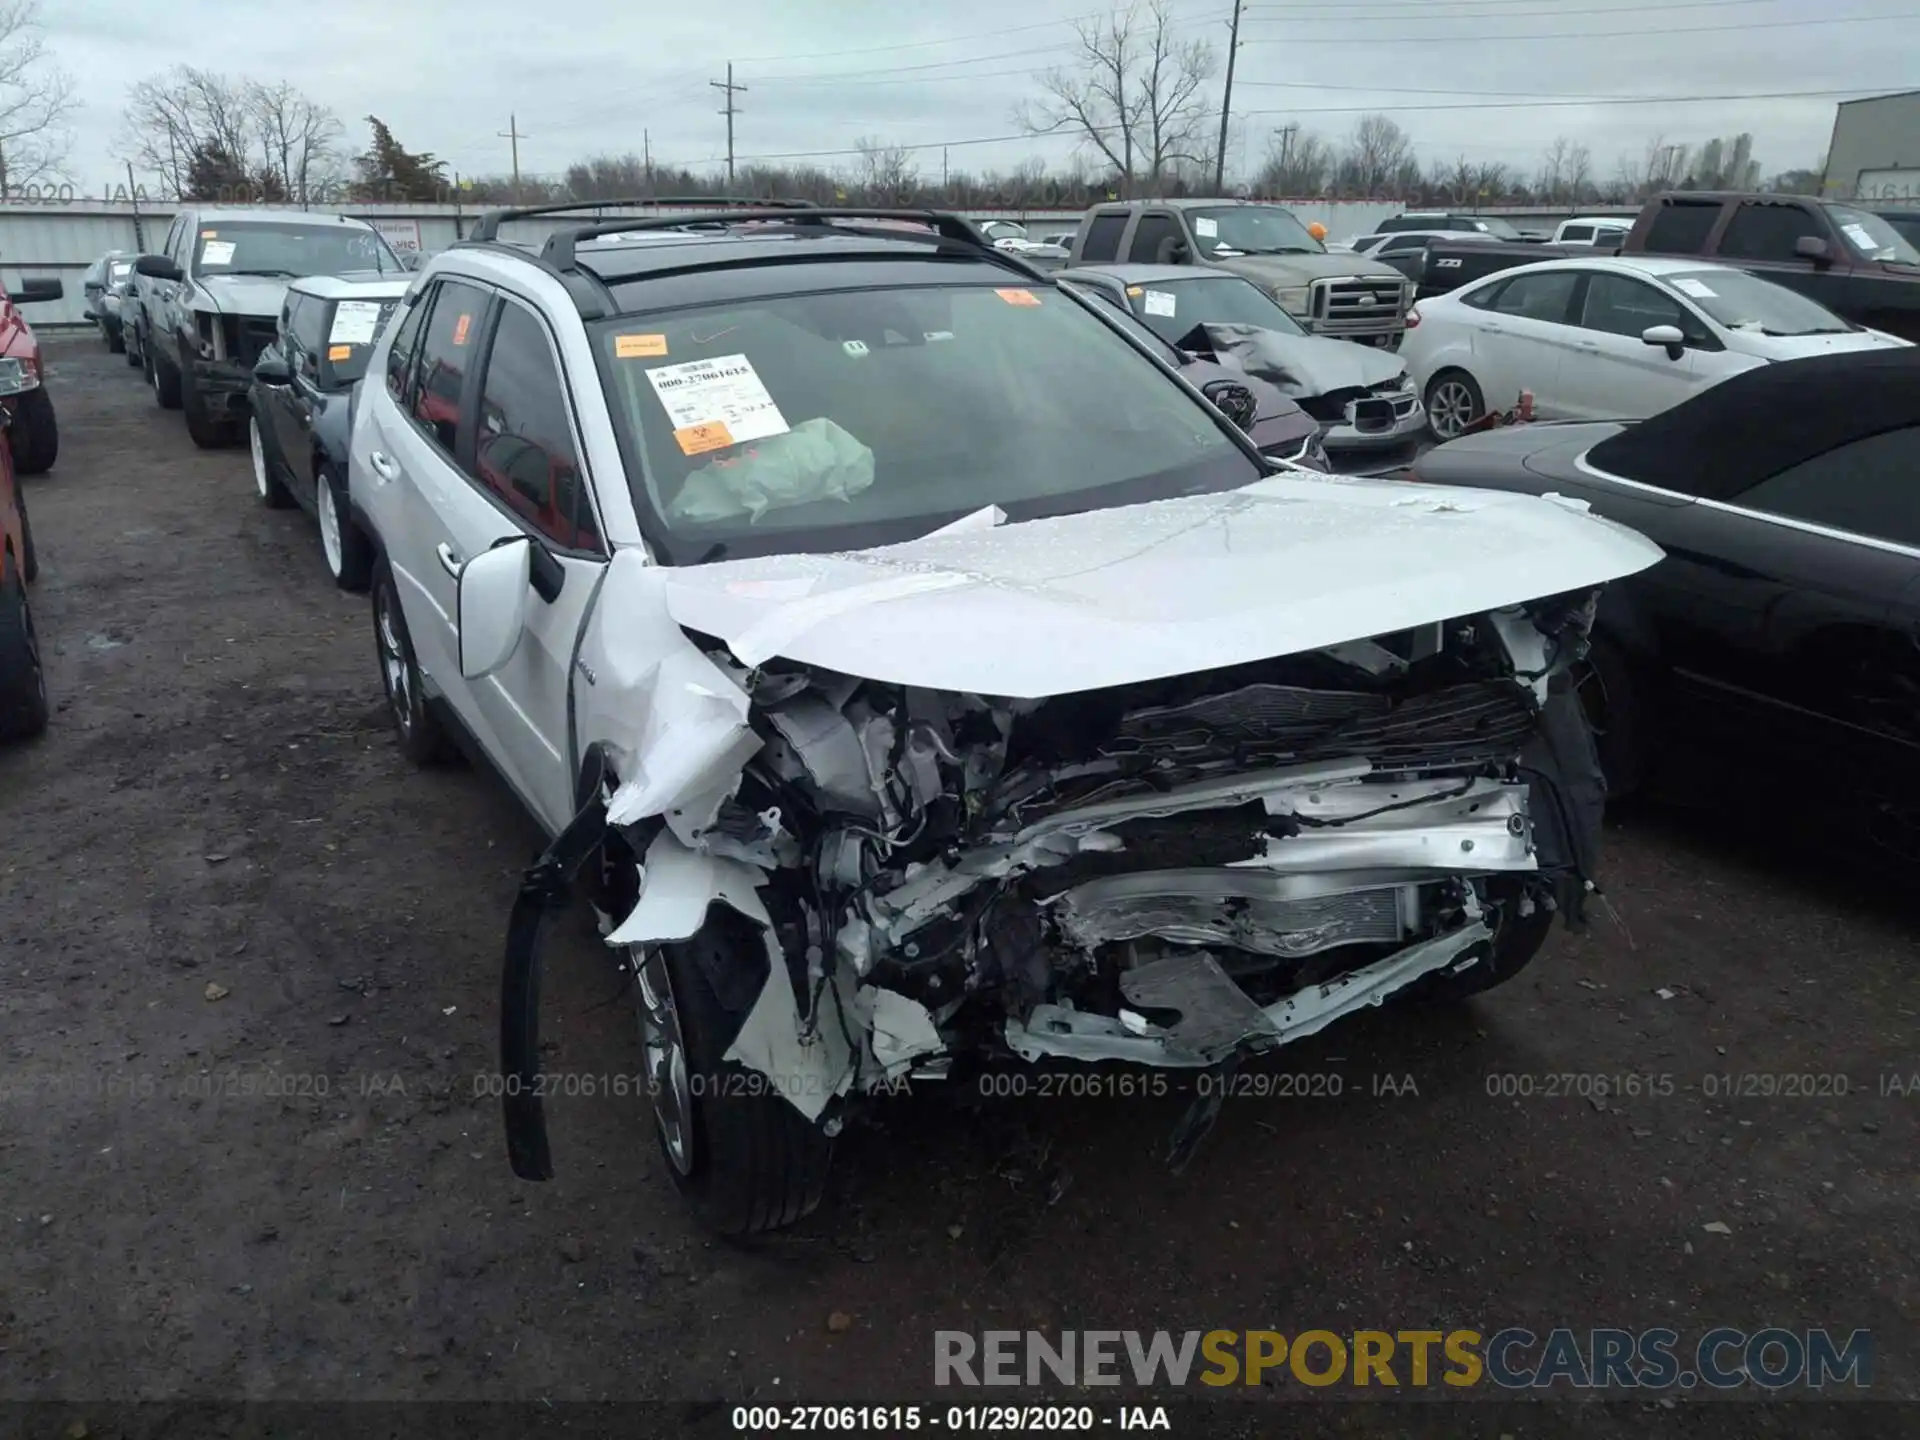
592 588 1606 1138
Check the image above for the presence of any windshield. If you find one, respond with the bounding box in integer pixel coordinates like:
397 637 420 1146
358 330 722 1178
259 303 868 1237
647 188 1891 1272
1187 206 1323 257
593 281 1259 559
193 222 401 279
1824 204 1920 265
321 297 403 385
1665 268 1856 336
1127 274 1308 344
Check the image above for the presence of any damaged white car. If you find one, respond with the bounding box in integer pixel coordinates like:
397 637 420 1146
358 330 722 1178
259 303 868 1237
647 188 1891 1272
348 204 1662 1234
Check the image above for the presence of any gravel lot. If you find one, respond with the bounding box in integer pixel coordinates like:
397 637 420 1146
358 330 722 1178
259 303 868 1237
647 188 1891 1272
2 338 1914 1437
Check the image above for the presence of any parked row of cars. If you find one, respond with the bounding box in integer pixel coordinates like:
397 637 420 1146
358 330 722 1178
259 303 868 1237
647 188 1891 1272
43 197 1914 1243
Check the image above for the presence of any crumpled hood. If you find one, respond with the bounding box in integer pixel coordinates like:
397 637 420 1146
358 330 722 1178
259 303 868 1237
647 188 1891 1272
660 478 1663 699
1203 323 1407 397
1213 251 1404 285
192 273 293 318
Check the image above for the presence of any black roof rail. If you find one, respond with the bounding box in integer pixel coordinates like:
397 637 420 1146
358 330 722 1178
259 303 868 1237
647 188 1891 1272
539 206 1028 277
466 195 817 243
443 236 621 320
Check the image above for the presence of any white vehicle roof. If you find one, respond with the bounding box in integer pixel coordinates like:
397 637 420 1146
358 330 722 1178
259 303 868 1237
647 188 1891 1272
287 273 413 301
1556 216 1633 227
186 207 383 230
1456 254 1748 285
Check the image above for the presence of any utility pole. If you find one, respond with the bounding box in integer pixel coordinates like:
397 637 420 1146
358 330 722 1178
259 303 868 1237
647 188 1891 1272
644 128 653 194
1212 0 1245 192
711 64 746 188
942 146 949 193
127 161 144 250
1272 123 1298 192
165 117 181 201
498 114 527 201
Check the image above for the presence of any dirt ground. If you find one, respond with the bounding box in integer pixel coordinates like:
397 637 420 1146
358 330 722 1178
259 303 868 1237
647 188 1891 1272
2 338 1915 1438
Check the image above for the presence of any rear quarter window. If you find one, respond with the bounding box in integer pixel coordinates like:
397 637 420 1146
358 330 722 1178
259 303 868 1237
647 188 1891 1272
1644 201 1722 255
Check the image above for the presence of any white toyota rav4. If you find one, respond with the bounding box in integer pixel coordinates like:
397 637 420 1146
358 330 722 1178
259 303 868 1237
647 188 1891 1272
348 203 1661 1234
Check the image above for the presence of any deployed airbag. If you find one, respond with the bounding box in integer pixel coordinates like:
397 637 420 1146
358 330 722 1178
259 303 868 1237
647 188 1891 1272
670 417 876 524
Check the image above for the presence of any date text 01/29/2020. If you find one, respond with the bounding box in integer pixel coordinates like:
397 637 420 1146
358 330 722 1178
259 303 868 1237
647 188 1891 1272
731 1405 1171 1432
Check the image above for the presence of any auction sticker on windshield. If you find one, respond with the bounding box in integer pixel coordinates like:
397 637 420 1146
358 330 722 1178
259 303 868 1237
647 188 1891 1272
1143 289 1177 317
330 301 384 346
1195 217 1219 238
645 353 790 454
1671 277 1718 299
1842 223 1878 251
995 288 1041 306
201 240 236 266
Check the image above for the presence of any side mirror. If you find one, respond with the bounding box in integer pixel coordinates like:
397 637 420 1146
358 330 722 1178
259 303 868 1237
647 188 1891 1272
7 277 61 304
1794 235 1831 265
1641 324 1686 360
253 350 292 386
1169 240 1192 264
455 537 532 680
134 254 183 281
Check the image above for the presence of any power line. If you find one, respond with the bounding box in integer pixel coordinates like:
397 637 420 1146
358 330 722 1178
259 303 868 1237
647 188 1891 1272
1238 8 1920 43
728 83 1901 164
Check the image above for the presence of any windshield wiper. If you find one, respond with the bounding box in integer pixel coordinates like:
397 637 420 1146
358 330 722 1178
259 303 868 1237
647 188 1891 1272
1762 326 1851 337
218 268 301 278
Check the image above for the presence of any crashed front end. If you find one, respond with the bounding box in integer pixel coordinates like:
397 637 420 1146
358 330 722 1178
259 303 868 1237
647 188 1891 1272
591 588 1604 1127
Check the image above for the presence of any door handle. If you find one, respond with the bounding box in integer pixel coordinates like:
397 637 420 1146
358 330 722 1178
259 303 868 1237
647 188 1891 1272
367 450 398 482
436 543 463 579
1576 340 1601 351
1482 323 1504 334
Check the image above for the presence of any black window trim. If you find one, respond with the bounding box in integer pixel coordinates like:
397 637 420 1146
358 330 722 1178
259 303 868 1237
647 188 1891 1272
1577 449 1920 559
459 287 609 561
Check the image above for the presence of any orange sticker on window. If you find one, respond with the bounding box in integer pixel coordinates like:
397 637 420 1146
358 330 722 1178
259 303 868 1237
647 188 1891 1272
1125 285 1144 296
453 313 472 346
996 288 1041 306
674 421 735 455
615 333 668 358
201 229 218 238
328 344 353 361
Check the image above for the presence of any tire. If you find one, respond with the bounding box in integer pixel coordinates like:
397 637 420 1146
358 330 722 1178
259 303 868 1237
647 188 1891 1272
0 561 48 741
1424 368 1485 443
371 556 450 765
107 323 125 355
181 357 235 448
1413 879 1557 1003
317 462 372 592
1573 632 1647 799
9 387 57 475
17 484 36 583
249 415 294 509
633 908 833 1236
125 320 143 368
150 344 181 410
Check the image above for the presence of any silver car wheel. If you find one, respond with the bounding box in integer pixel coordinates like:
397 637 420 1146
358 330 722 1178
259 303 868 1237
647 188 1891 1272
632 946 694 1175
374 587 413 737
317 475 343 577
248 417 268 499
1427 378 1478 440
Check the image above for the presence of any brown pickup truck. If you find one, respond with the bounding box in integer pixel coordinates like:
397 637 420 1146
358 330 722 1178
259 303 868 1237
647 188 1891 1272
1619 191 1920 341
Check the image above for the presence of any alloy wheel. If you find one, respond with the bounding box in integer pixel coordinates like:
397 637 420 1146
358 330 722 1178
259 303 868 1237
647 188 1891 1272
374 588 413 737
632 946 694 1175
248 418 267 498
1428 379 1478 440
317 477 343 577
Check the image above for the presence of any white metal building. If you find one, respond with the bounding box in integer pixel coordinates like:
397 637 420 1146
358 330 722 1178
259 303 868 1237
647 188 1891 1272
1824 90 1920 203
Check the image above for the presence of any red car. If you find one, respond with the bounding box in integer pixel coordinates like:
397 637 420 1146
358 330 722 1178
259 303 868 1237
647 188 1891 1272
0 276 66 475
0 414 46 740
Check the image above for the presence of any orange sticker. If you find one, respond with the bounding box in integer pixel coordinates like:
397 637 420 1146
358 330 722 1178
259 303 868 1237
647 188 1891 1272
996 288 1041 306
201 229 218 238
328 344 353 361
615 333 668 358
453 313 472 346
674 421 735 456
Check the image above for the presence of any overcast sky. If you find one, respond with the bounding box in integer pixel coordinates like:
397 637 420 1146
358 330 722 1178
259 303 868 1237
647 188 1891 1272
39 0 1920 192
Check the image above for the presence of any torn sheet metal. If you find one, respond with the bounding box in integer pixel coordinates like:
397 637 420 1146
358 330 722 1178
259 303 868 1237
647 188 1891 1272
867 988 946 1080
577 551 762 843
1003 919 1491 1066
721 935 859 1121
606 827 773 946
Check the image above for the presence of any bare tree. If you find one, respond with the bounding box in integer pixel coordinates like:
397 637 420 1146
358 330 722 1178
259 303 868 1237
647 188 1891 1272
1536 136 1571 205
248 81 342 207
122 67 258 199
1641 133 1688 193
1342 113 1413 199
1471 160 1509 205
1564 142 1594 204
1016 1 1216 197
1440 153 1476 206
851 136 918 201
1256 126 1330 196
0 1 72 190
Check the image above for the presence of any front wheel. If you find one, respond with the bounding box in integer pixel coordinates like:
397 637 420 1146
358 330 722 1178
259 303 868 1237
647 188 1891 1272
317 463 372 592
9 388 57 475
182 361 235 449
250 416 294 509
1573 632 1647 799
150 345 181 410
371 556 450 765
634 910 833 1236
1424 369 1485 443
0 563 48 741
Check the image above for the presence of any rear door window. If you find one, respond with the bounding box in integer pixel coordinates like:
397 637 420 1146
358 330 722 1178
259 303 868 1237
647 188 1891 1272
1644 200 1722 254
1079 213 1127 262
1488 271 1580 324
1739 427 1920 547
1717 203 1823 262
409 280 491 455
